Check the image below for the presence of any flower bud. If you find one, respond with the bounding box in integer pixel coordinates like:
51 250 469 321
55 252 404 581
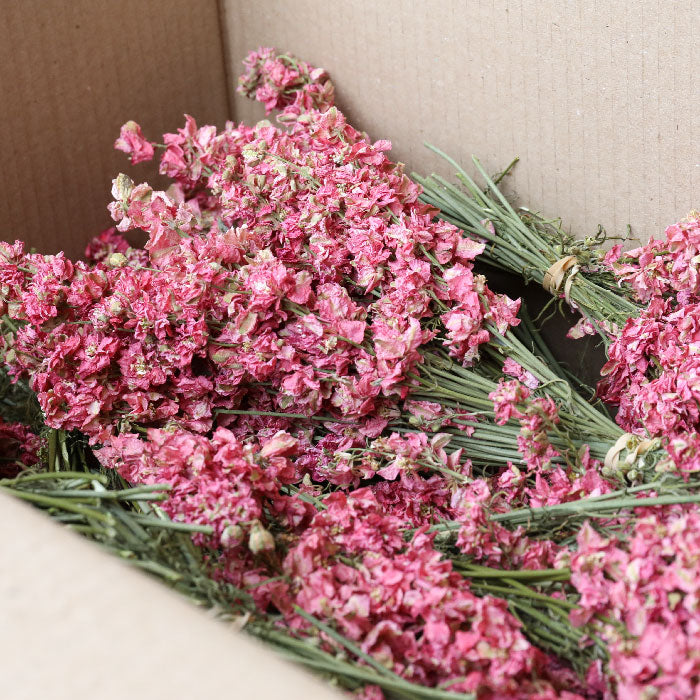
108 252 128 268
221 524 244 548
107 297 123 315
111 173 134 202
248 520 275 554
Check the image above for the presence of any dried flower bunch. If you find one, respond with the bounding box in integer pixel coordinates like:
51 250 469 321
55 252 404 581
2 47 699 699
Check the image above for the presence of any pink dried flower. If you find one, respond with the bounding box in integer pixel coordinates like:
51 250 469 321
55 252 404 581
0 418 40 477
237 47 335 115
503 357 540 389
567 505 700 697
114 120 155 164
282 489 577 698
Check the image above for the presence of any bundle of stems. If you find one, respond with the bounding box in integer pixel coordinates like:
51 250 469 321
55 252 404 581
451 562 607 675
3 429 610 691
413 147 640 341
427 477 700 541
1 430 481 700
402 354 611 469
4 403 698 693
402 312 668 479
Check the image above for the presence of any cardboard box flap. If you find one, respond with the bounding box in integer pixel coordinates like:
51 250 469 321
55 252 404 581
0 493 342 700
223 0 698 244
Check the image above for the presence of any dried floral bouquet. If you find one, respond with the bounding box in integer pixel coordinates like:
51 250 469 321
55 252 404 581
2 48 699 700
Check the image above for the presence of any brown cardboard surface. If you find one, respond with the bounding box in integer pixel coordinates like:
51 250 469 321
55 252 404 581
0 492 342 700
224 0 698 244
0 0 231 259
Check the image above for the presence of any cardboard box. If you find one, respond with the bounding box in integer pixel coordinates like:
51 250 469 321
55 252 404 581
2 0 696 259
0 1 697 696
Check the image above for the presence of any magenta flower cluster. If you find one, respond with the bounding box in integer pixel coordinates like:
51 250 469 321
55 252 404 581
0 417 40 477
4 45 699 699
601 213 700 471
564 505 700 699
0 48 575 699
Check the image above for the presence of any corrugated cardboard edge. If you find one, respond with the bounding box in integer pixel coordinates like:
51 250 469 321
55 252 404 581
0 492 342 700
217 0 239 122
